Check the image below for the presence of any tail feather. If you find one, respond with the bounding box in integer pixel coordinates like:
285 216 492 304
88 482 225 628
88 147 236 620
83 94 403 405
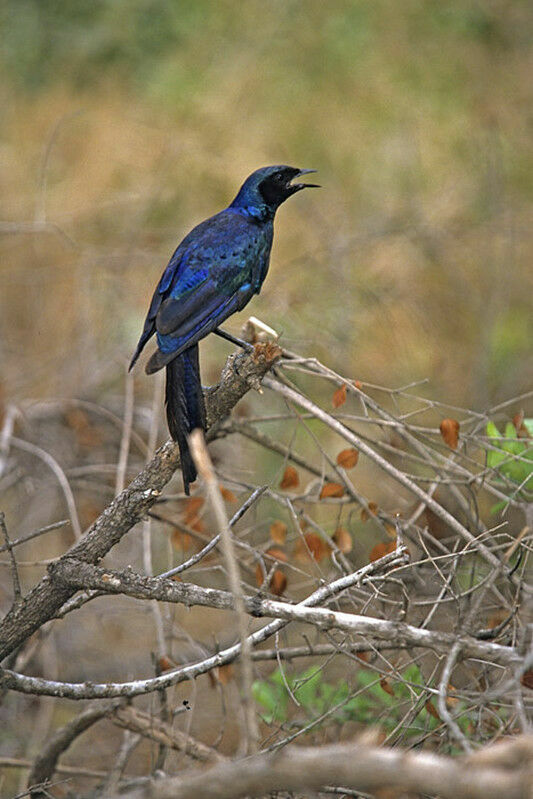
165 345 206 494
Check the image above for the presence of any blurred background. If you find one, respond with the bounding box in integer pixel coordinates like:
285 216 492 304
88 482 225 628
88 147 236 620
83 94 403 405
2 0 532 410
1 1 533 793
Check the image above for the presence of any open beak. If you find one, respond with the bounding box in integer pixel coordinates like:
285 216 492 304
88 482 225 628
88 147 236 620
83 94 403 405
291 168 320 190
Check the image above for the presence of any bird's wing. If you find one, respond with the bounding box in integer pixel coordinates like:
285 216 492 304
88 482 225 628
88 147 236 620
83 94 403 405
145 262 254 373
132 210 267 374
128 241 188 370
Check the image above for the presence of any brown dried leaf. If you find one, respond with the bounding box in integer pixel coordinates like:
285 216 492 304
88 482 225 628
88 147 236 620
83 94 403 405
439 418 460 449
380 678 394 697
65 408 103 448
264 547 288 563
487 609 508 629
269 520 288 545
294 532 331 562
336 448 359 469
446 685 459 707
513 411 529 438
255 562 266 586
183 496 204 524
333 383 347 408
280 465 300 490
158 655 174 672
189 518 205 534
369 539 396 562
353 379 363 390
269 570 287 596
171 530 193 551
255 548 288 586
361 502 378 522
208 664 234 687
319 482 344 500
217 664 234 685
332 527 353 553
521 669 533 690
425 699 441 720
384 522 396 539
220 485 237 502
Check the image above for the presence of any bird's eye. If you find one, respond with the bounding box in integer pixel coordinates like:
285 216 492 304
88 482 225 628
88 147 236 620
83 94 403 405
275 173 284 182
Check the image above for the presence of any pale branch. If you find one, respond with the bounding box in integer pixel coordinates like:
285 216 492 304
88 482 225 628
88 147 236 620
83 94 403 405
0 549 409 699
110 705 225 763
249 641 402 661
0 554 519 700
0 520 70 554
0 344 281 663
189 429 260 751
108 735 533 799
10 437 82 540
25 702 222 798
159 484 267 580
263 375 510 575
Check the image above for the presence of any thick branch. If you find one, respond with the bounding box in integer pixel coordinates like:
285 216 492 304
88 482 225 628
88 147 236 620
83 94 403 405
1 551 409 699
109 736 533 799
0 345 280 663
0 556 518 699
51 560 516 667
27 703 114 796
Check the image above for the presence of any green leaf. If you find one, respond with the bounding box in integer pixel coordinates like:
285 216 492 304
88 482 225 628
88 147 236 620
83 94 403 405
485 419 533 494
486 421 501 438
252 678 288 722
292 666 323 710
504 422 518 440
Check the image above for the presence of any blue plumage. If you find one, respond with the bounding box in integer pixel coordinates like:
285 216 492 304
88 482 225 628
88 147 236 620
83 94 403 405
130 165 318 493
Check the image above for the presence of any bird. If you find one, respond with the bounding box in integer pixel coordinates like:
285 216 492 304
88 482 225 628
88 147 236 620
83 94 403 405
130 165 319 494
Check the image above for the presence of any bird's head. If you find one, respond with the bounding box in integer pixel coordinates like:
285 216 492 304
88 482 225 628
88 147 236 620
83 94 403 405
230 165 319 218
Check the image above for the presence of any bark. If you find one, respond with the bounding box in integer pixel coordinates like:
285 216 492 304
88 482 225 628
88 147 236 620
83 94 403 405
0 345 280 662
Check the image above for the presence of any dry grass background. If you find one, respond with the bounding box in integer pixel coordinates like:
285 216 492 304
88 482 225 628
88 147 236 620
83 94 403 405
1 1 533 795
2 1 532 406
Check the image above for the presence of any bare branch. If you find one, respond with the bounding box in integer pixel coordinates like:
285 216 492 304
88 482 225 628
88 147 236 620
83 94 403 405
263 375 510 575
110 705 225 763
105 735 533 799
10 437 82 540
0 551 518 700
27 703 114 797
0 511 22 604
0 345 280 663
189 429 260 752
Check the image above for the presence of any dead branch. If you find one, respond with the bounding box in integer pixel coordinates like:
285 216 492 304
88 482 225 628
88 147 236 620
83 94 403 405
0 345 280 663
1 549 410 699
1 550 518 700
27 702 115 797
110 705 225 763
106 735 533 799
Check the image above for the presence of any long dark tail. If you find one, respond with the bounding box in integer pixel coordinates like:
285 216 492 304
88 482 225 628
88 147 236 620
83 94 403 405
165 345 206 495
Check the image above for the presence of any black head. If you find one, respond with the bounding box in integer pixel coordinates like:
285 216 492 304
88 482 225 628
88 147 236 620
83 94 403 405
230 165 319 217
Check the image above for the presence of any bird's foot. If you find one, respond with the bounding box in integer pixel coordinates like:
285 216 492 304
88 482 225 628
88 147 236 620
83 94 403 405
214 327 254 351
